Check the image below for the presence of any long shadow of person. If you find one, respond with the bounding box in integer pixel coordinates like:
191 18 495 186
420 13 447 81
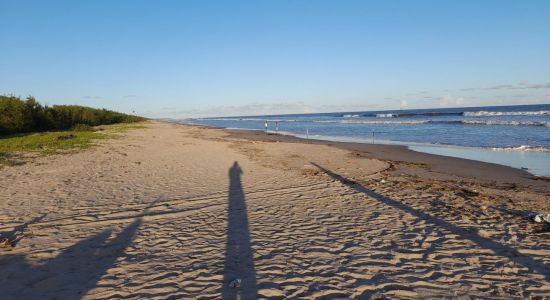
309 162 550 283
0 212 144 298
222 162 258 299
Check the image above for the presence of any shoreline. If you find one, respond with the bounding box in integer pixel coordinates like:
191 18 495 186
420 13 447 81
182 118 550 178
174 121 550 191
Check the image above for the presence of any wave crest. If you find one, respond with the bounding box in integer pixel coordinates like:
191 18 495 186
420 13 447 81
490 145 550 152
463 120 550 127
464 110 550 117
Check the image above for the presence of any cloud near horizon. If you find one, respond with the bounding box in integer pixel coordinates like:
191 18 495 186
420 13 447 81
461 82 550 91
142 92 549 119
438 95 466 107
138 82 550 119
145 102 386 119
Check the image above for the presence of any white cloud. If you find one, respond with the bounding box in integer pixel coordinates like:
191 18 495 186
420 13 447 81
145 102 383 118
461 82 550 91
439 95 465 107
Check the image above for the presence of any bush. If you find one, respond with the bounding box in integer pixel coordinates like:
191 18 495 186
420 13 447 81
0 95 146 135
72 124 95 132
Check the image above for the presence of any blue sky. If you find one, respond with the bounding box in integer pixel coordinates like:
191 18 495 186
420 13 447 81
1 0 549 117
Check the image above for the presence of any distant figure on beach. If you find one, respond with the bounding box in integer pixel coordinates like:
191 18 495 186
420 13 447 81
275 121 279 132
264 121 268 133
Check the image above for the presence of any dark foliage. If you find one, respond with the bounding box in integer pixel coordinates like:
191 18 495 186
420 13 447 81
0 95 145 134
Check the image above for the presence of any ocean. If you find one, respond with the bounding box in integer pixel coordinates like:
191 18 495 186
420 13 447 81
183 104 550 176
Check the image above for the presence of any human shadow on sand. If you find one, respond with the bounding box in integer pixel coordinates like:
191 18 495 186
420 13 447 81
310 162 550 282
222 161 258 299
0 210 146 298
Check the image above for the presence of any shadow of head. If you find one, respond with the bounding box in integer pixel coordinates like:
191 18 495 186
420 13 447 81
229 161 243 176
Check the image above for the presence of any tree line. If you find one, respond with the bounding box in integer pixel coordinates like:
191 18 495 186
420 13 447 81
0 95 146 135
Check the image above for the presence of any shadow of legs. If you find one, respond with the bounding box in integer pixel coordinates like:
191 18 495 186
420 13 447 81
222 162 258 299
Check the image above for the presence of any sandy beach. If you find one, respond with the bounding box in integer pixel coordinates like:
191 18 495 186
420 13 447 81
0 121 549 299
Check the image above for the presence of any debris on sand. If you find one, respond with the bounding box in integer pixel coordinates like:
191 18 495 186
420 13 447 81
0 238 14 249
528 213 550 223
457 188 480 198
229 278 241 289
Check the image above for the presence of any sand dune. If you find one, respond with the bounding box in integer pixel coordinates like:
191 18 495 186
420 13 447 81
0 121 548 299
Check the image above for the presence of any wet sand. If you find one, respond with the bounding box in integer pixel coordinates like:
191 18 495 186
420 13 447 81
0 121 548 299
224 128 550 191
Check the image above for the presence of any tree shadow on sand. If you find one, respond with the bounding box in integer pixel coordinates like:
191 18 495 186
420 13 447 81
0 206 150 298
310 162 550 282
222 161 258 299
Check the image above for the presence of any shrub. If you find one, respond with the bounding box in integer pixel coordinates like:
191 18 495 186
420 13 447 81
0 95 146 135
72 124 95 132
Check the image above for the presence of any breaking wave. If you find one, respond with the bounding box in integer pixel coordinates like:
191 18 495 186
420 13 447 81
340 110 550 118
342 120 549 126
462 120 550 127
201 118 549 127
339 120 429 124
490 145 550 152
464 110 550 117
347 112 463 118
375 113 396 118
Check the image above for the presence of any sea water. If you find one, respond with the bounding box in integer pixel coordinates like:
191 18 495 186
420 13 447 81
183 104 550 176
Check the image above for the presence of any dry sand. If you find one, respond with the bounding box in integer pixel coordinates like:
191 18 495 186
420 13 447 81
0 121 549 299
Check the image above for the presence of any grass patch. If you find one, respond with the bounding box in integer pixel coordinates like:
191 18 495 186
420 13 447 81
0 131 106 154
72 123 96 132
98 122 147 133
0 151 26 167
0 121 148 167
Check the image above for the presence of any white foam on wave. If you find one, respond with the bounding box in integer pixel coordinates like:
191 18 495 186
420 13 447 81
203 117 300 122
462 120 550 127
340 120 429 125
489 145 550 152
464 110 550 117
342 114 361 118
375 113 395 118
196 117 550 127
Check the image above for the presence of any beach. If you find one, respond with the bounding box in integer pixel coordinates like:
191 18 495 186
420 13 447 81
190 104 550 177
0 120 549 299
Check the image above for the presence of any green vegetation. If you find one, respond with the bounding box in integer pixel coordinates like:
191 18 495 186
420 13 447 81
72 124 96 132
0 95 146 135
0 95 148 167
0 131 105 154
0 122 147 167
98 122 147 132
